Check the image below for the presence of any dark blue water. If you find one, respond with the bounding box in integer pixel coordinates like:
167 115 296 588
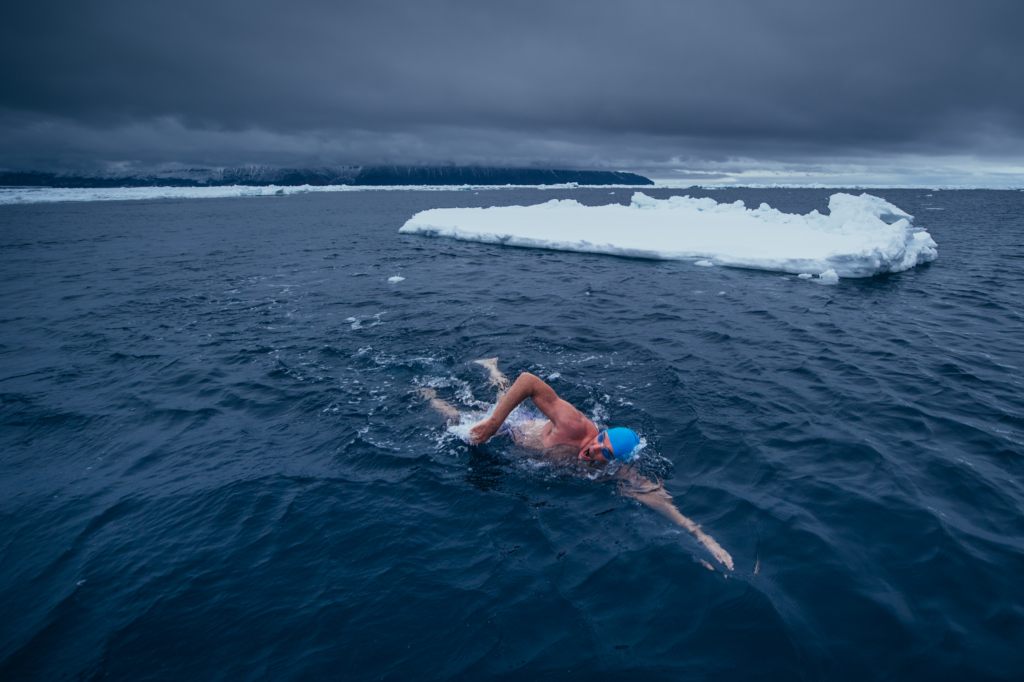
2 188 1022 680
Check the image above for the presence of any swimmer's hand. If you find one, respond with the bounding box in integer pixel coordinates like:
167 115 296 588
469 417 501 444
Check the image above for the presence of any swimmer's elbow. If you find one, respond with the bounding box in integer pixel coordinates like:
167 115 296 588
518 371 542 388
519 372 557 401
505 373 560 417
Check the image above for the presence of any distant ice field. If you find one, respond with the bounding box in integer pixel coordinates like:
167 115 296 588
3 181 1012 206
401 192 938 280
0 183 644 205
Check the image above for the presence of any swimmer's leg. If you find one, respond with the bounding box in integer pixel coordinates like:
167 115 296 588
417 388 461 425
473 357 510 393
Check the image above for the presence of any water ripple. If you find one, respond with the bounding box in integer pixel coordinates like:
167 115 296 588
2 189 1023 678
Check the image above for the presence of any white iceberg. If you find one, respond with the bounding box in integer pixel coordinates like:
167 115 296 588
399 192 938 279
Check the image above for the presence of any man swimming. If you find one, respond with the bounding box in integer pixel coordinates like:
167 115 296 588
421 358 734 571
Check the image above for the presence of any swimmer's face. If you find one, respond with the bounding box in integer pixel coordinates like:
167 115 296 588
578 431 613 466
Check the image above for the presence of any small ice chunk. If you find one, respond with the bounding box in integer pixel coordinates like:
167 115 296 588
387 275 405 283
694 259 714 267
798 273 814 279
818 269 840 285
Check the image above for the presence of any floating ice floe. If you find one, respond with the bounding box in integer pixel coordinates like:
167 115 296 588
400 192 938 279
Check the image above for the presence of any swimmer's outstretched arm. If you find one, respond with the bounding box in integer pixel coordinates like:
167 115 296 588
469 372 567 444
618 469 734 571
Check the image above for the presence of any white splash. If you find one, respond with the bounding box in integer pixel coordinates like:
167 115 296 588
387 275 405 283
346 312 385 330
400 192 938 279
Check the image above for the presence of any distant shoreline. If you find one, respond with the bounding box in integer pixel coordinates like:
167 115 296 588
0 166 653 189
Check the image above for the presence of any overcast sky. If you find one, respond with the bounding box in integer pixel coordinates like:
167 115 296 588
2 0 1022 185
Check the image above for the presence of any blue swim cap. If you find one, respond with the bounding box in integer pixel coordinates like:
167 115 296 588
605 427 641 461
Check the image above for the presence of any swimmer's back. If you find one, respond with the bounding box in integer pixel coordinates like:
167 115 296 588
510 418 548 449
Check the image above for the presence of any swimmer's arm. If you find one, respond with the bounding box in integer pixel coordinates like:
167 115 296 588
469 372 572 443
618 470 734 571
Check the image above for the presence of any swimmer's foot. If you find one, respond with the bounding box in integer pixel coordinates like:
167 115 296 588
417 387 461 424
473 357 510 392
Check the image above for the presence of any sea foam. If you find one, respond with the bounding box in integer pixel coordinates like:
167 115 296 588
400 192 938 279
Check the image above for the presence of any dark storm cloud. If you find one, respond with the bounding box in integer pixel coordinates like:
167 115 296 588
2 0 1023 172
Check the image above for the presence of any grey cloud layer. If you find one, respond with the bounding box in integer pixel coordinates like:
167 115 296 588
3 0 1023 170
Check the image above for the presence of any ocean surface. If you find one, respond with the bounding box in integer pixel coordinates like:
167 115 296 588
1 187 1022 680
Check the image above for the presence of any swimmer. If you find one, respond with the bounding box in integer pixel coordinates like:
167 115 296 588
421 358 734 571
